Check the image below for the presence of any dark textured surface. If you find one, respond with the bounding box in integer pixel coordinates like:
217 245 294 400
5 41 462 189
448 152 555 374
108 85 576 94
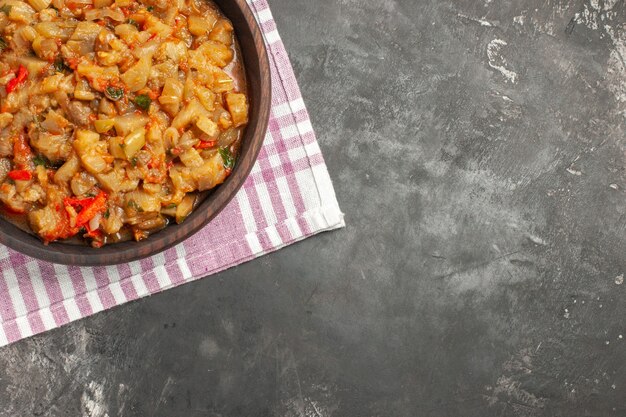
0 0 625 416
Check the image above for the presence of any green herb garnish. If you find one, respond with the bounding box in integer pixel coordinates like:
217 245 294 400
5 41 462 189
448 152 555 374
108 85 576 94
54 58 70 73
85 192 96 198
218 147 235 170
127 19 139 29
146 6 154 12
33 154 49 167
0 5 11 15
33 154 63 169
105 85 124 101
104 209 110 219
134 94 151 110
130 157 138 167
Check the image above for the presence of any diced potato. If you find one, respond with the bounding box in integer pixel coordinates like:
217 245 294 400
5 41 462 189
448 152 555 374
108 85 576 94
74 79 95 101
96 169 138 193
40 73 64 93
69 21 101 46
175 193 195 223
3 0 35 24
149 61 178 88
70 171 97 196
124 190 160 213
121 56 152 92
108 136 126 159
28 204 63 240
74 129 109 174
41 110 69 134
191 152 227 191
94 119 115 133
209 19 233 46
188 15 209 36
171 99 206 130
34 22 71 39
31 131 72 161
143 182 161 194
20 25 37 42
179 147 203 167
17 56 48 78
122 128 146 159
26 0 51 12
195 85 216 112
158 77 183 116
114 23 139 44
168 165 195 203
101 205 123 234
225 93 248 128
154 41 186 63
53 154 80 184
212 70 234 93
195 40 233 68
113 113 148 136
196 116 218 137
76 61 119 91
144 14 173 39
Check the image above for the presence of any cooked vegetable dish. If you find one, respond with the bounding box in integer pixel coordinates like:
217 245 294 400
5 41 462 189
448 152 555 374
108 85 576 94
0 0 249 247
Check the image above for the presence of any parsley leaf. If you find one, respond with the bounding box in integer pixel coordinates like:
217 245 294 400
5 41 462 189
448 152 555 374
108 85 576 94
104 209 110 219
146 6 154 12
127 19 139 29
105 85 124 101
134 94 151 110
130 157 138 167
54 58 70 73
33 154 49 167
218 147 235 170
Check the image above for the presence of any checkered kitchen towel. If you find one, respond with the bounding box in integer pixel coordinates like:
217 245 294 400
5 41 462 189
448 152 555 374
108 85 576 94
0 0 345 347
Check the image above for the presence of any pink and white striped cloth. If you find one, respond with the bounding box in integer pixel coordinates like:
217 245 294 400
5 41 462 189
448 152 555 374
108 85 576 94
0 0 345 347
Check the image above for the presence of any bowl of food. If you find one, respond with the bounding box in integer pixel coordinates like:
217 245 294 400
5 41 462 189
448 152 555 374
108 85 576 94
0 0 270 265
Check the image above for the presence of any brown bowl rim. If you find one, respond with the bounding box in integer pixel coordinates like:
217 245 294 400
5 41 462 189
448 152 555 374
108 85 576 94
0 0 271 266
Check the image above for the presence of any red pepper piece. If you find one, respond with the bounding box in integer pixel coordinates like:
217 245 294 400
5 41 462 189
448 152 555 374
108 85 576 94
6 65 28 94
196 140 217 149
75 191 107 227
7 170 32 181
63 196 94 209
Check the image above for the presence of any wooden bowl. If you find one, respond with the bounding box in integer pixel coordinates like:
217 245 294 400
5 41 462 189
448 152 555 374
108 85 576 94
0 0 271 266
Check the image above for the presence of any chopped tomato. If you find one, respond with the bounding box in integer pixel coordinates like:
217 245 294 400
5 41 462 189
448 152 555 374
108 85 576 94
7 170 32 181
5 65 28 94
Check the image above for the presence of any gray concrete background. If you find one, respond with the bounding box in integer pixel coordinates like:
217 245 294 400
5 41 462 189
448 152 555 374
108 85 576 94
0 0 625 416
